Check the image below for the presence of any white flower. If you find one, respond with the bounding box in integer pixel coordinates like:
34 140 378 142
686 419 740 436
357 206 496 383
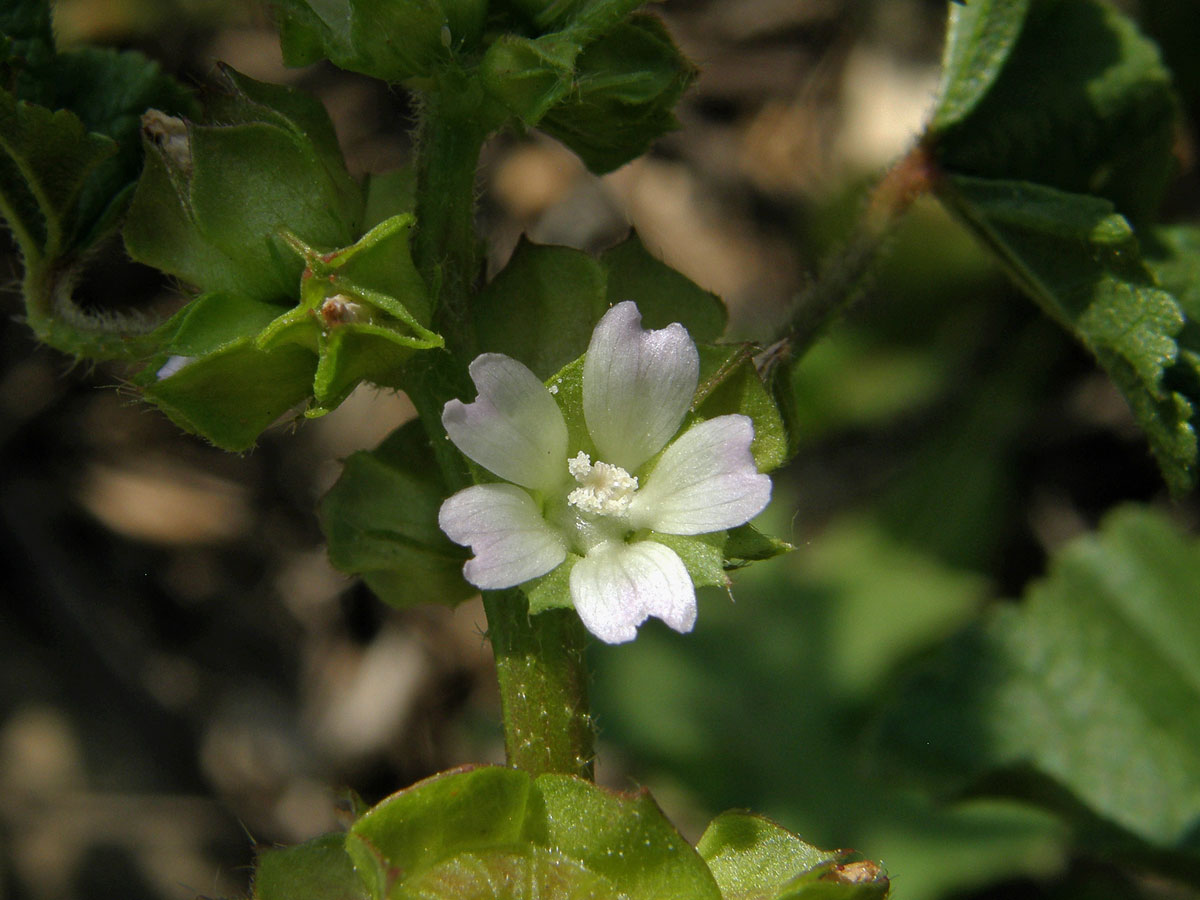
438 302 771 644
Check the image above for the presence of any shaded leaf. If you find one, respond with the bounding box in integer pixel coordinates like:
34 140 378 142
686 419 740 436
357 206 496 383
539 13 695 174
932 0 1031 131
272 0 485 83
253 833 367 900
932 0 1177 223
601 231 726 343
876 506 1200 855
320 420 474 610
473 238 607 379
940 175 1197 492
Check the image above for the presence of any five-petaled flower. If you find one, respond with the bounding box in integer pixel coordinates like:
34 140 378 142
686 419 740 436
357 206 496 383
437 302 771 643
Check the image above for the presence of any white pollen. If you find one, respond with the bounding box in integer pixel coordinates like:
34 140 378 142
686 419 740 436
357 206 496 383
567 452 638 517
548 383 559 394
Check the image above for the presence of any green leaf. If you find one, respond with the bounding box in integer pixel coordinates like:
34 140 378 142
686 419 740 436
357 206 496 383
320 420 474 610
940 175 1197 493
601 231 727 343
346 766 721 900
253 832 368 900
0 88 114 260
272 0 485 84
931 0 1031 131
473 238 608 379
125 68 362 304
141 292 317 451
931 0 1177 222
49 47 197 245
539 13 696 174
475 233 729 380
698 812 889 900
479 33 581 125
876 505 1200 856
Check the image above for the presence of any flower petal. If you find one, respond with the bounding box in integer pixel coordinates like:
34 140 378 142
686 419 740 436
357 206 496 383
569 539 696 644
439 484 567 589
629 414 771 534
443 354 569 491
583 301 699 472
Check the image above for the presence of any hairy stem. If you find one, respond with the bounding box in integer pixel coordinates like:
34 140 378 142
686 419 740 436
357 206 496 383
410 73 596 779
484 591 595 779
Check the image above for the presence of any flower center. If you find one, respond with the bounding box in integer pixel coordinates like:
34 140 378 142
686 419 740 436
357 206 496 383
566 451 638 517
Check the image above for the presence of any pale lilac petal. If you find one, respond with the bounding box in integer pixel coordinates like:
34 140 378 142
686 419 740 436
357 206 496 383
629 415 771 534
443 354 568 492
569 540 696 644
439 484 567 589
583 302 699 473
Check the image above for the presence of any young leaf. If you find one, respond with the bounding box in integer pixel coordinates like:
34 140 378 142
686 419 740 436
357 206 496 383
940 175 1198 493
479 32 581 125
698 811 890 900
253 833 367 900
931 0 1031 131
271 0 485 83
876 506 1200 856
538 13 696 174
345 766 722 899
930 0 1177 223
320 420 474 609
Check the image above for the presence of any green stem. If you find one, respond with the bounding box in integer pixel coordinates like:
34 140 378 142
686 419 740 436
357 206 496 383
413 72 490 359
410 71 596 780
483 591 595 779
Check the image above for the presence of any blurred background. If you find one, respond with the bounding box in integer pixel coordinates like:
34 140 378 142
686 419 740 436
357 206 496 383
1 0 1198 898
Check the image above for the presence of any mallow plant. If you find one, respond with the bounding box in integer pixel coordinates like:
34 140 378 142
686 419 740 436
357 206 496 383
2 0 1199 897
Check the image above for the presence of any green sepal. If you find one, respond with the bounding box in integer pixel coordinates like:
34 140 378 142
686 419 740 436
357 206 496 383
538 13 696 174
252 832 367 900
474 233 728 379
319 420 474 610
139 292 317 451
723 523 793 570
346 766 722 900
648 532 728 589
698 811 890 900
875 505 1200 857
271 0 486 84
124 67 363 304
939 175 1198 493
257 214 442 416
695 345 788 473
931 0 1178 223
